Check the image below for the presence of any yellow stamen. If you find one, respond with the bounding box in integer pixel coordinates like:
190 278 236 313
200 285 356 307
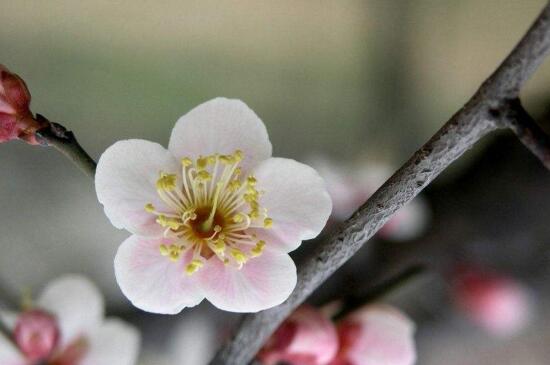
251 240 266 257
152 149 272 268
156 172 177 191
185 259 204 275
159 244 169 256
199 182 222 232
181 157 193 167
232 213 245 223
197 170 212 182
231 248 247 265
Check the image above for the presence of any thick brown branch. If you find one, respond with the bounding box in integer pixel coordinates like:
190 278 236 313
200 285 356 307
210 3 550 364
35 115 97 178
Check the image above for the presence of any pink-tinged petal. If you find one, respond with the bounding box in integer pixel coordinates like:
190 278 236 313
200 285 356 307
250 158 332 253
37 275 104 348
452 267 533 337
332 305 416 365
1 71 31 113
168 98 272 173
114 235 204 314
0 113 17 142
0 65 6 95
0 97 16 114
81 318 140 365
0 333 25 365
199 251 296 313
96 139 180 237
259 305 338 365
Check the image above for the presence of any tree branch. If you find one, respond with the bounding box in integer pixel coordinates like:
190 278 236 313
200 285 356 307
500 98 550 169
210 3 550 364
34 115 97 178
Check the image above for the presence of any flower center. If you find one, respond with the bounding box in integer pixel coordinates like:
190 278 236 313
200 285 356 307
145 150 272 275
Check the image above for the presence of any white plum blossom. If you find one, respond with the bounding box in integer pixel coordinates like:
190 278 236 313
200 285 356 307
0 275 140 365
95 98 332 314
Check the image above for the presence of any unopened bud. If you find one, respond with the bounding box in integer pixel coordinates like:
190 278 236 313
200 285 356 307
13 309 60 361
0 65 47 144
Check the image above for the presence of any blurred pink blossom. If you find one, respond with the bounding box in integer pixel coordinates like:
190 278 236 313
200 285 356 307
258 305 339 365
0 65 45 145
330 304 416 365
452 266 533 337
0 275 140 365
310 158 429 241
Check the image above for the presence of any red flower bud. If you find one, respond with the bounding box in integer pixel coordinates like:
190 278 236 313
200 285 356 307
13 309 60 361
0 65 47 144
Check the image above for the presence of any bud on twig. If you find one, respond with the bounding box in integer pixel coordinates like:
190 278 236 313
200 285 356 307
0 65 47 145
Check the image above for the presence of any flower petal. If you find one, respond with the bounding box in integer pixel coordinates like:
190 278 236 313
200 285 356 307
0 113 17 142
81 318 140 365
343 305 416 365
0 333 24 365
114 235 204 314
259 305 339 365
37 275 104 348
199 251 296 312
96 139 180 237
168 98 272 172
250 158 332 252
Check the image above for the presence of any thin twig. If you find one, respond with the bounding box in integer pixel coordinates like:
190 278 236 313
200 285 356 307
500 98 550 169
34 115 97 178
333 265 426 321
210 3 550 364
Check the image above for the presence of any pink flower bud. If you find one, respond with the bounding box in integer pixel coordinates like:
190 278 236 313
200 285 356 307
452 266 533 337
258 305 339 365
13 309 60 361
330 305 416 365
0 64 45 144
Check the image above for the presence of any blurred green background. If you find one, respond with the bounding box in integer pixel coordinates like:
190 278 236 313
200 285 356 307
2 1 550 364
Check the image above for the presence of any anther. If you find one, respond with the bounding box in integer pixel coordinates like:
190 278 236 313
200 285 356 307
185 259 204 275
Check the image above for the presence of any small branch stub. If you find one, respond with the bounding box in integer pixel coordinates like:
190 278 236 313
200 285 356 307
34 115 97 178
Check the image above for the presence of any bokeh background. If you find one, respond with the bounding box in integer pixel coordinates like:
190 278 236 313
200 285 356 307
2 1 550 364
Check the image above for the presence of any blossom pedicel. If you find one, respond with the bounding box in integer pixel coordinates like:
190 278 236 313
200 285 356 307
96 98 332 313
0 65 46 145
0 275 140 365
